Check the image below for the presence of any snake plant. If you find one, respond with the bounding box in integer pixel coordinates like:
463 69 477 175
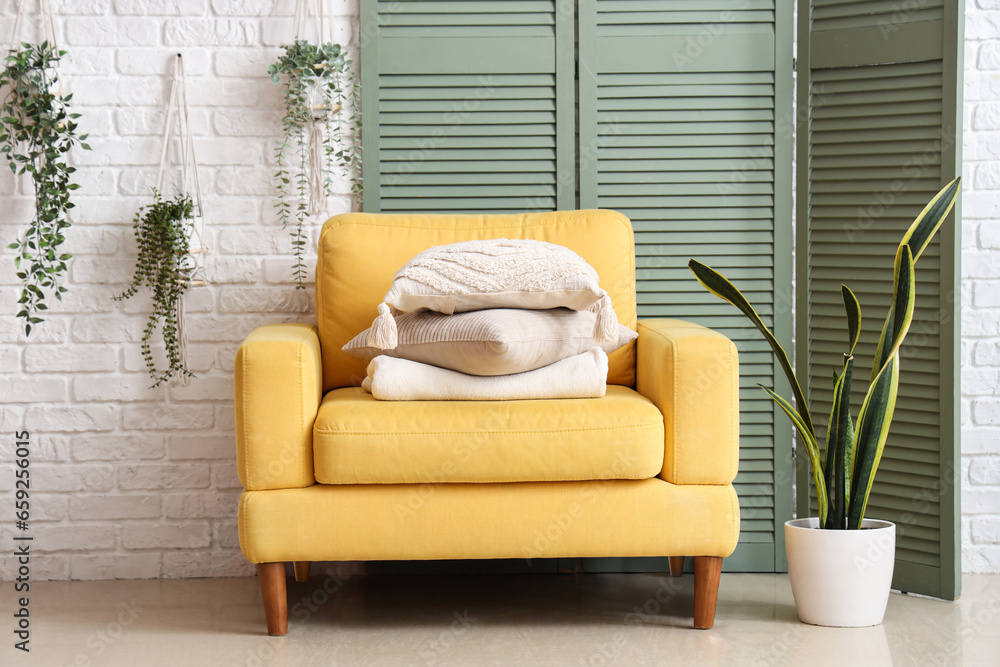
689 178 961 529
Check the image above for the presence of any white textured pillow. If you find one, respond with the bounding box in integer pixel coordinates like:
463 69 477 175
343 308 637 376
365 239 619 350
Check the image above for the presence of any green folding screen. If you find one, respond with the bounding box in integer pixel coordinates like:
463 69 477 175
360 0 576 213
361 0 962 584
796 0 963 598
576 0 794 573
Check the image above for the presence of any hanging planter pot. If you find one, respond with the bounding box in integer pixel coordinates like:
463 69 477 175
305 66 341 121
2 0 90 336
177 211 208 288
785 518 896 627
116 54 208 387
268 0 361 288
157 53 208 288
115 192 196 387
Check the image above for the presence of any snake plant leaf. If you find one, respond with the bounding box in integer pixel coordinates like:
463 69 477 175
842 285 862 357
822 372 841 527
899 177 961 262
759 384 827 526
871 244 916 382
822 360 846 515
838 367 855 526
869 178 958 380
871 302 894 385
848 352 901 529
823 356 855 529
690 259 814 434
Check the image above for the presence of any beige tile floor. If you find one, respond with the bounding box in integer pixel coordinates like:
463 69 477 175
2 571 999 666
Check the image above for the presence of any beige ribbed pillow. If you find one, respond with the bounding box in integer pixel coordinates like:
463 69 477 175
364 239 619 350
343 308 637 376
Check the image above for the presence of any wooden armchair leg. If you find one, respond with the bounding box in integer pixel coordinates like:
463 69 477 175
668 556 685 577
257 562 288 636
693 556 723 629
293 561 311 583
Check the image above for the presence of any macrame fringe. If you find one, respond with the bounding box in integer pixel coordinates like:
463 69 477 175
593 295 619 343
175 294 191 387
307 121 326 216
367 302 398 350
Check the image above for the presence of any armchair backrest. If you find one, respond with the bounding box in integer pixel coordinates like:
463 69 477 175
315 210 637 391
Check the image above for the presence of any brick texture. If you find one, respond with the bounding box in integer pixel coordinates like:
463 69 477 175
0 2 999 583
0 0 351 583
963 3 1000 574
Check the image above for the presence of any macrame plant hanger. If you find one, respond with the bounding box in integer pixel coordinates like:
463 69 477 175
156 53 207 385
10 0 57 51
294 0 340 216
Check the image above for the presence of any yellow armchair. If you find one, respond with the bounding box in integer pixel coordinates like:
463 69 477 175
235 210 740 636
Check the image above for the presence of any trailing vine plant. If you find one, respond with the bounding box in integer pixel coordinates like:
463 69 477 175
268 39 362 288
114 191 195 387
1 41 89 336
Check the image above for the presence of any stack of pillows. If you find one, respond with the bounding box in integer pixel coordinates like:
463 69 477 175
341 238 635 401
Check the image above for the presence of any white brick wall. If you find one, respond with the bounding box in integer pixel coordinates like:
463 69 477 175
0 0 357 581
963 2 1000 573
0 1 998 581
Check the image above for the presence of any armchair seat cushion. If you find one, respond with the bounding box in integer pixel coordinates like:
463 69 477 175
313 385 665 484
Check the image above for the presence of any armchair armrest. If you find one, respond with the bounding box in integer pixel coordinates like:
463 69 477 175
636 319 739 486
235 323 322 490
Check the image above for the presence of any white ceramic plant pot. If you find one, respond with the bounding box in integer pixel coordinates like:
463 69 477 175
785 517 895 627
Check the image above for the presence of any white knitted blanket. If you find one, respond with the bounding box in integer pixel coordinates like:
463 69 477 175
362 348 609 401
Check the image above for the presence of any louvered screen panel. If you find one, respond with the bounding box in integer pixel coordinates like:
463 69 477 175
811 0 944 31
580 0 794 573
361 0 574 213
798 0 962 598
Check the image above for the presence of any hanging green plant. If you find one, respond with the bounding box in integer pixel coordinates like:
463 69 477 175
268 38 362 288
1 41 90 336
114 191 195 388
